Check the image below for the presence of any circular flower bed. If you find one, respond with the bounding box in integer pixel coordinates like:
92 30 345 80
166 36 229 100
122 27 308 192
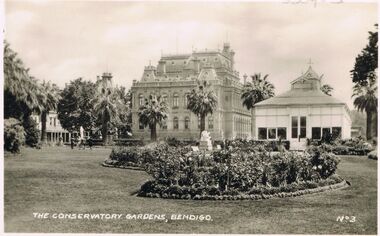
135 142 347 200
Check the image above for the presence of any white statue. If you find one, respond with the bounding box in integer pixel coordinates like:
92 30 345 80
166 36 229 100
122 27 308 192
80 126 84 140
200 130 211 141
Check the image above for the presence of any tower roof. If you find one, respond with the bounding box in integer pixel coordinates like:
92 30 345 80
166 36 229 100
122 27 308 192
291 66 320 85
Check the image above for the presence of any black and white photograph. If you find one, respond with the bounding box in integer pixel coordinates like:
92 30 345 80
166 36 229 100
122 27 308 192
2 0 378 234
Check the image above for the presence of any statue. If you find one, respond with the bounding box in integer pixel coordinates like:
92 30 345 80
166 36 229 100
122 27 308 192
199 130 212 151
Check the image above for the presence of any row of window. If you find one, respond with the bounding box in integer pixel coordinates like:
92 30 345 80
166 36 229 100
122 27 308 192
138 94 189 108
312 127 342 140
258 127 287 140
258 126 342 140
139 116 214 130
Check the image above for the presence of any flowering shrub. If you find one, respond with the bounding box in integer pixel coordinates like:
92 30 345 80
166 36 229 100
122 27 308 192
4 118 25 153
313 137 375 156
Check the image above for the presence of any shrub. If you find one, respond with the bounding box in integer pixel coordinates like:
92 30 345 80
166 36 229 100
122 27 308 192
4 118 25 153
23 117 40 148
368 150 378 160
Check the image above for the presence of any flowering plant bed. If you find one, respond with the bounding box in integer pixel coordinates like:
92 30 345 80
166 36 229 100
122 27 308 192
136 143 345 200
138 175 347 200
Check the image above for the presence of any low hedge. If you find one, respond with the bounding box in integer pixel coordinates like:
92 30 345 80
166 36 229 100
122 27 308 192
138 174 346 200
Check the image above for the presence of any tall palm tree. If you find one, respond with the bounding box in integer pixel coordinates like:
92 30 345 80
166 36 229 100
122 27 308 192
40 81 61 143
352 75 378 140
186 80 218 136
241 73 275 138
320 84 334 96
93 78 119 145
241 73 275 109
4 41 45 120
138 95 168 141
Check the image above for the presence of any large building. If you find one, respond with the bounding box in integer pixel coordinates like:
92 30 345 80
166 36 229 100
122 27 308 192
253 66 352 150
130 43 252 141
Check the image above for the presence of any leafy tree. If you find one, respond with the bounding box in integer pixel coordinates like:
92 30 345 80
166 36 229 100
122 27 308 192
351 24 378 86
93 76 121 144
40 81 61 143
186 80 218 136
138 95 168 141
57 78 96 134
351 24 378 140
320 84 334 96
241 73 275 109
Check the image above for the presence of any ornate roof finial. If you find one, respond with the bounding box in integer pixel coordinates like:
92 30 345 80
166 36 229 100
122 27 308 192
308 58 313 67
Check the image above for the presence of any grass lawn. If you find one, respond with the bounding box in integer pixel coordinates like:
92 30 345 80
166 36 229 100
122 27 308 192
4 147 377 234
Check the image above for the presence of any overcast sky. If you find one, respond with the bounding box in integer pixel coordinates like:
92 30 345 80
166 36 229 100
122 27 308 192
5 1 378 109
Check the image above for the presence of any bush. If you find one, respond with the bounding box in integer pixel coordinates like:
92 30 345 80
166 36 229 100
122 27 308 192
4 118 25 153
23 117 40 148
368 150 377 160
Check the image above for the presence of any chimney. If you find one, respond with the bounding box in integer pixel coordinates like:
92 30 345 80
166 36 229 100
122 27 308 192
243 74 247 84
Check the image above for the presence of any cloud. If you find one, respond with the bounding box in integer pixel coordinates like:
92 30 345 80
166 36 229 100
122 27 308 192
4 1 378 109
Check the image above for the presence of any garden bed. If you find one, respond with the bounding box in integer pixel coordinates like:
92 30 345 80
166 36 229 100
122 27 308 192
138 176 348 200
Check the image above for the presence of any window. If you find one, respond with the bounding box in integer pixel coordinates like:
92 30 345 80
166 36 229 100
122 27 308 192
54 118 56 127
139 121 144 130
300 116 306 138
184 94 189 107
258 128 267 140
162 119 167 130
171 61 175 65
185 117 190 130
268 128 276 139
332 127 342 140
173 117 179 130
291 116 298 138
161 94 168 103
139 94 144 106
208 116 214 130
173 93 179 108
322 128 331 139
277 127 287 139
184 61 187 64
50 117 53 126
312 127 321 139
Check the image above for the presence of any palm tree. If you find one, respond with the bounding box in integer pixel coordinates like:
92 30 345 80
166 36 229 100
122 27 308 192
138 95 168 141
40 81 61 143
241 73 275 138
186 80 218 136
93 78 119 145
352 75 378 140
4 41 45 120
321 84 334 96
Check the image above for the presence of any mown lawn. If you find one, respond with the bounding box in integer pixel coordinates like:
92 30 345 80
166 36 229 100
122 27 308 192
4 147 377 234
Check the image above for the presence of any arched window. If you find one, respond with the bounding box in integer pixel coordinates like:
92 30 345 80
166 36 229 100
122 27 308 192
161 119 167 130
173 93 179 108
185 117 190 130
208 116 214 130
139 94 144 106
161 93 168 103
173 117 179 130
184 93 189 107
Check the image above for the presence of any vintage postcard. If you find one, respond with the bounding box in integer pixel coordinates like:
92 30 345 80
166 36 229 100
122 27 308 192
2 0 378 234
